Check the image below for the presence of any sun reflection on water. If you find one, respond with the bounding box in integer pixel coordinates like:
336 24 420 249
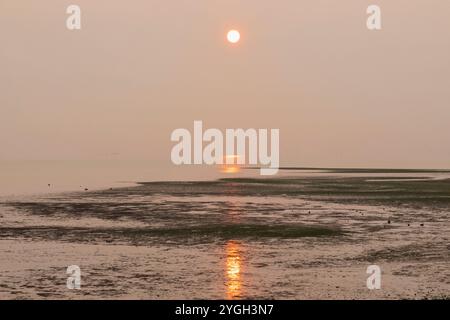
220 155 241 174
225 240 243 299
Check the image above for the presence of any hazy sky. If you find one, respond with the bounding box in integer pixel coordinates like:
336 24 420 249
1 0 450 169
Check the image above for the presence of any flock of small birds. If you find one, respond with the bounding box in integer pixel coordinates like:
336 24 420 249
44 183 427 227
387 218 424 227
47 183 88 191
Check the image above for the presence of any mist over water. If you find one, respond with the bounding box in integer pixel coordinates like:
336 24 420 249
0 160 239 197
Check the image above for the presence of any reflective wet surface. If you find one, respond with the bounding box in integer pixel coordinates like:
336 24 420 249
0 173 449 299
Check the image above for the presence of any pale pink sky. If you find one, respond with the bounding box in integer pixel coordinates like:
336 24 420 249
1 0 449 169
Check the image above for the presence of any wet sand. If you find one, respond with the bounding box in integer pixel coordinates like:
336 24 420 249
0 170 449 299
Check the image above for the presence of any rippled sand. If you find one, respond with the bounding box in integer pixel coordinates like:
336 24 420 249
0 172 449 299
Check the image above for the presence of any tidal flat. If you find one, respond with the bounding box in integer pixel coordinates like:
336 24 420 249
0 169 449 299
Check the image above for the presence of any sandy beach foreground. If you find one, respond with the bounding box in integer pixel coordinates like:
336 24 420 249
0 170 449 299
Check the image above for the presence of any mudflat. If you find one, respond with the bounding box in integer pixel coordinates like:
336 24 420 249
0 170 449 299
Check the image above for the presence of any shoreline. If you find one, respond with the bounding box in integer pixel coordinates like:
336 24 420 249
0 172 449 299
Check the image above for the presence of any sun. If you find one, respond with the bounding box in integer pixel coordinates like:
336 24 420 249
227 30 240 44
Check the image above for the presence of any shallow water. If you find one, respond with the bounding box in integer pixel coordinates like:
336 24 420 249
0 171 449 299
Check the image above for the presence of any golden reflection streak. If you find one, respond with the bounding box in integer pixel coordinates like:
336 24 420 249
225 240 242 299
220 155 241 174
